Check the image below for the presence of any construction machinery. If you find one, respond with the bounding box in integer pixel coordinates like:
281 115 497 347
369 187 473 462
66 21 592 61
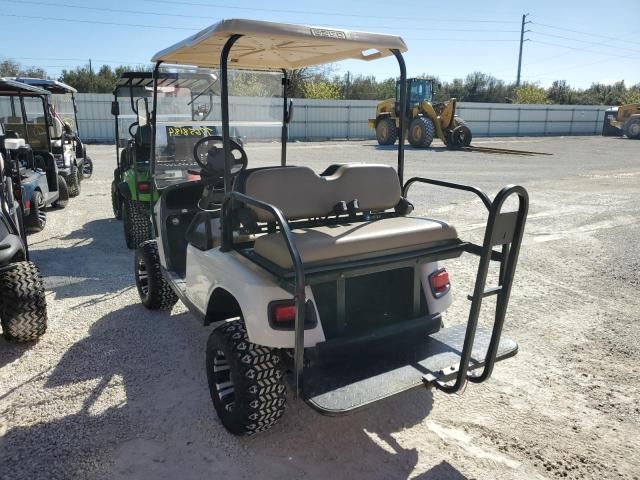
368 77 471 149
605 103 640 139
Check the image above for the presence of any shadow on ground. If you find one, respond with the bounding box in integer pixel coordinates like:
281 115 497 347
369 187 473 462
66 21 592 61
1 303 454 480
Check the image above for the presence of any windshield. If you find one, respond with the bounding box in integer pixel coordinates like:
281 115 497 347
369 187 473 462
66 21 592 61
153 66 282 189
51 93 77 133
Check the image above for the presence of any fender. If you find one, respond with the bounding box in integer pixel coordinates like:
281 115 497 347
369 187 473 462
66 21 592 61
117 181 132 200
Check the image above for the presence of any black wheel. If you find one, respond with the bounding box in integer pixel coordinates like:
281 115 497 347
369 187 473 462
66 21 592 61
624 119 640 139
375 117 398 145
123 199 151 249
206 321 286 436
66 164 81 197
24 191 46 233
111 181 122 220
452 124 472 147
82 157 93 178
0 261 47 342
52 175 69 209
134 240 178 310
408 116 435 148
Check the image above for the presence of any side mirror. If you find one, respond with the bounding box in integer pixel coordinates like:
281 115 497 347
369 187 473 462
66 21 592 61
286 100 294 124
136 98 149 127
111 101 120 117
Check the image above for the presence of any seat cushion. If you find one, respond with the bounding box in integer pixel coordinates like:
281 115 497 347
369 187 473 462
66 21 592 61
254 216 458 269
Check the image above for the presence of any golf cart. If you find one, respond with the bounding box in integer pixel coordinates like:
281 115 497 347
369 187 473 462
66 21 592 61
111 71 242 249
0 78 64 233
14 77 90 188
0 104 48 341
134 19 528 436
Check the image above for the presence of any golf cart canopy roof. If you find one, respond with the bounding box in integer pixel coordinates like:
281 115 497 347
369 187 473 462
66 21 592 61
12 77 77 94
151 19 407 70
0 77 50 96
115 71 218 93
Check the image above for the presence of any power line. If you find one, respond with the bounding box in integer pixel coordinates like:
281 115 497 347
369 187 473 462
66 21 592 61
532 21 640 46
530 31 640 55
3 13 195 30
529 40 640 60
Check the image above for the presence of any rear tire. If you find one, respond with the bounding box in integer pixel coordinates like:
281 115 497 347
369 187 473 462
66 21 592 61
0 261 47 342
52 175 69 209
206 321 286 436
624 119 640 139
134 240 178 310
25 191 46 233
452 124 472 147
82 157 93 178
123 199 151 249
375 117 398 145
408 116 435 148
67 165 81 197
111 181 122 220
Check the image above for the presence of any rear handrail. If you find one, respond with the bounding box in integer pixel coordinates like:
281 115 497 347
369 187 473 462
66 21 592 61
403 178 528 393
221 191 307 397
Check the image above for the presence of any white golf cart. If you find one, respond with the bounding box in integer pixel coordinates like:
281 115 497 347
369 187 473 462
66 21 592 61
134 19 528 436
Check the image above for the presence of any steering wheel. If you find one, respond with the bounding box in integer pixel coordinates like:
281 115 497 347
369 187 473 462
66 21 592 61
128 121 138 137
192 135 247 182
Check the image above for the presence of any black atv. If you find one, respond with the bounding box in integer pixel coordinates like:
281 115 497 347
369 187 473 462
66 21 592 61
0 123 48 341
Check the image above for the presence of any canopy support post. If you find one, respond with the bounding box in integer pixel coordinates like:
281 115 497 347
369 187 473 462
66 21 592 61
221 34 242 194
281 70 289 167
392 49 406 186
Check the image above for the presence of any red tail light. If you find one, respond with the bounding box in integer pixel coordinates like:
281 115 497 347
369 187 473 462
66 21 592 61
271 303 296 324
136 181 152 193
430 269 450 296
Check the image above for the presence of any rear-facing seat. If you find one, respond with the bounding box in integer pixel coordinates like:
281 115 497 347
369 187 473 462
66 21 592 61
235 164 458 269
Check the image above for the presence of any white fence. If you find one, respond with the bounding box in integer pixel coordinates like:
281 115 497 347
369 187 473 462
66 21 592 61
58 93 608 143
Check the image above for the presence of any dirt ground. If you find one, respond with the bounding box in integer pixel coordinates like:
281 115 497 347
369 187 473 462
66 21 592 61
1 136 638 480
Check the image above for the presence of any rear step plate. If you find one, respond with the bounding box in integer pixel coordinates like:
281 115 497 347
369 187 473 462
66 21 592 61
302 324 517 415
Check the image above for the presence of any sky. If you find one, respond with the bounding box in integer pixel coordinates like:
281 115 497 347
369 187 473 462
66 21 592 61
3 0 640 88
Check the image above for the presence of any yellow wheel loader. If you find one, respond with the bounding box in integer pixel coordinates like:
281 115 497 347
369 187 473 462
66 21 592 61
368 78 471 148
607 103 640 139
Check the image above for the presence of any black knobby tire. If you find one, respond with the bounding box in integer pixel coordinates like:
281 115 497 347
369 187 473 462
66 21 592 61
624 119 640 139
67 164 81 197
123 199 151 249
111 181 122 220
408 116 435 148
0 261 47 341
206 321 286 436
134 240 178 310
82 157 94 178
452 124 473 148
375 117 398 145
25 191 46 233
52 175 69 209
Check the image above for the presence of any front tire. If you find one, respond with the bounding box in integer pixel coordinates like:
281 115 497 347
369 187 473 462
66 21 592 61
123 199 151 249
111 181 122 220
0 261 47 341
206 321 286 436
66 165 81 197
52 175 69 209
134 240 178 310
375 117 398 145
25 191 46 233
408 116 435 148
82 157 94 178
624 119 640 139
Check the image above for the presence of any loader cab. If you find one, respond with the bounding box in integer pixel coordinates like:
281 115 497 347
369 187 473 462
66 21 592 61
395 78 434 116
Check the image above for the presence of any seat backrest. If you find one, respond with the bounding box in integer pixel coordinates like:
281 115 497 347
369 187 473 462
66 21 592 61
49 116 64 139
235 164 401 222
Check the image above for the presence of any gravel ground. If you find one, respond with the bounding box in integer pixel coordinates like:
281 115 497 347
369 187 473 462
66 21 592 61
1 136 639 479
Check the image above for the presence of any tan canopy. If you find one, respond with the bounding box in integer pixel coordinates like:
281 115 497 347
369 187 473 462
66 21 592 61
151 19 407 70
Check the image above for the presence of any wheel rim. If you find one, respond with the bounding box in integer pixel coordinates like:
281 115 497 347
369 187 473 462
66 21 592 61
380 124 388 139
137 257 150 296
412 124 421 140
213 350 235 412
37 197 46 228
82 161 93 176
630 123 640 136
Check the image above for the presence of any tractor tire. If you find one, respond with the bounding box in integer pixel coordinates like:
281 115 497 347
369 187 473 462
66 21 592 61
375 117 398 145
52 175 69 209
67 165 81 197
25 191 46 233
206 321 286 436
624 119 640 139
0 261 47 342
122 199 151 249
82 157 94 179
111 181 122 220
408 116 435 148
134 240 178 310
452 124 473 148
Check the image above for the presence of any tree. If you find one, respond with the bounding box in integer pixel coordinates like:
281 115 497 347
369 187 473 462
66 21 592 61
0 59 47 79
301 80 340 99
514 84 548 104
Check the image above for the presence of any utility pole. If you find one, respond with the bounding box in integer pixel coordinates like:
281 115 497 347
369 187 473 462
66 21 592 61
516 13 531 87
89 58 93 92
